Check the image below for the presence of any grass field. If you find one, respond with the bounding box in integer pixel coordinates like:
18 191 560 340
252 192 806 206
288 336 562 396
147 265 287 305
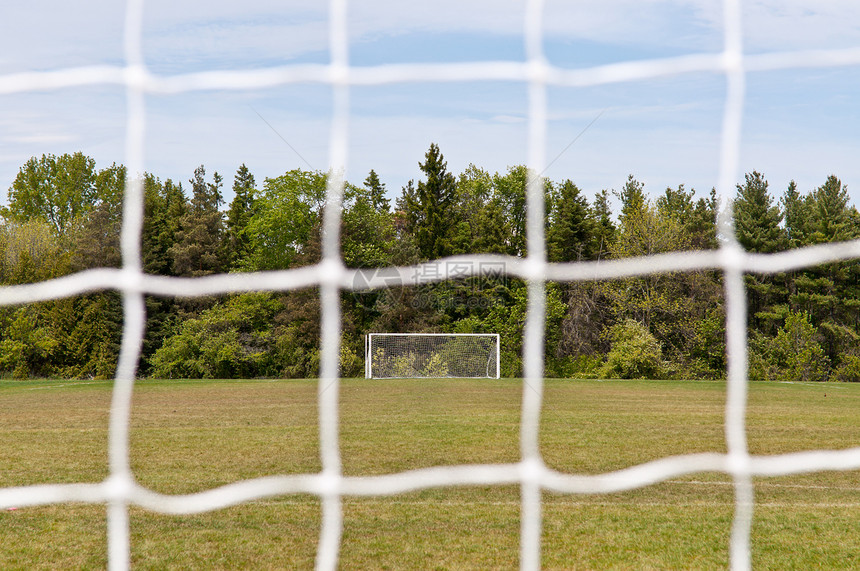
1 377 859 569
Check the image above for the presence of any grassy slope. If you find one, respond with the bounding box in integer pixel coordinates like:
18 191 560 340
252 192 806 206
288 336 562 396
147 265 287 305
0 378 859 569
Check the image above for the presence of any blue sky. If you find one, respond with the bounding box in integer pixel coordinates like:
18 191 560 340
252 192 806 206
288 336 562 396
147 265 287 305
2 0 860 212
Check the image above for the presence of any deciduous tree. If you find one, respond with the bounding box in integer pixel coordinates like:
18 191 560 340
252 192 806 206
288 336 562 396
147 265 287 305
3 152 97 236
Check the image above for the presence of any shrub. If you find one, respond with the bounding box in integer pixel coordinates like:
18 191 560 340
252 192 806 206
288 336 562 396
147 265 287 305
601 319 663 379
751 311 830 382
830 354 860 383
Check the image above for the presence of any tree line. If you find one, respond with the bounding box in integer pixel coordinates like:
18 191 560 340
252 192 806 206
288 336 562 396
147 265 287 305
1 145 858 381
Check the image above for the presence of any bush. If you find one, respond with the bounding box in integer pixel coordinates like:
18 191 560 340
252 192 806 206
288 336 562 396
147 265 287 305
601 319 663 379
830 354 860 383
151 293 281 379
751 311 830 382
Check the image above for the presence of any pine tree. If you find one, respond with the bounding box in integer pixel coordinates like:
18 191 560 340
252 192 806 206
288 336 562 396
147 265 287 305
547 179 593 262
789 175 860 366
591 189 616 261
809 175 853 244
781 180 810 248
225 164 257 269
402 143 457 260
617 175 646 226
363 169 390 212
169 165 225 277
734 172 787 335
733 171 784 253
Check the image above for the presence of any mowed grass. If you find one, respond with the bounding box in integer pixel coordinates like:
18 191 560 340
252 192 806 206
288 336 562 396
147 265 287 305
0 378 859 569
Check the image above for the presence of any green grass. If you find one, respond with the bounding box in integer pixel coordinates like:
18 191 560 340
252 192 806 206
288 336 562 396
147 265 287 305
1 378 860 569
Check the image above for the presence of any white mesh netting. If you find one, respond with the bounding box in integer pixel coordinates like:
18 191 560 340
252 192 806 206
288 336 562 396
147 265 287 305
366 333 500 379
3 1 860 569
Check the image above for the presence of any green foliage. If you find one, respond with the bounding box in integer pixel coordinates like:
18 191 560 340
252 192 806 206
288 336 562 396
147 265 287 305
591 189 616 260
612 202 689 258
656 184 718 250
2 152 97 235
150 293 283 379
6 150 860 384
450 165 509 255
142 176 187 276
547 179 594 262
422 352 449 377
60 294 123 379
687 305 726 379
616 174 646 225
808 175 854 244
782 180 809 248
242 169 327 271
484 281 566 377
400 143 457 260
601 318 663 379
363 169 390 212
733 171 784 253
0 306 59 378
169 165 226 277
0 220 70 284
70 166 125 271
225 164 258 270
342 181 396 269
751 311 829 382
830 354 860 383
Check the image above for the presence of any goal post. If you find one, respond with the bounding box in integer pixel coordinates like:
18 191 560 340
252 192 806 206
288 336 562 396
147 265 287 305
365 333 501 379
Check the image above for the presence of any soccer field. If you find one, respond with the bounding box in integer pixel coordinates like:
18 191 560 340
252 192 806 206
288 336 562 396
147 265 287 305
1 378 860 569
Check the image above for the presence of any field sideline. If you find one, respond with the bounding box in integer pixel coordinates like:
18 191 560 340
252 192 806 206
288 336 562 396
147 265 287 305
1 377 859 569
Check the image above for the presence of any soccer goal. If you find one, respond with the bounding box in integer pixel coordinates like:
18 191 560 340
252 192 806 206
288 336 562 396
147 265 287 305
365 333 500 379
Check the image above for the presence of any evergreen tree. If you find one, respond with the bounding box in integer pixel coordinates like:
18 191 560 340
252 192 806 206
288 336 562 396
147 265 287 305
71 163 126 270
169 165 225 277
808 175 854 244
401 143 457 260
140 175 187 373
789 175 860 367
363 169 390 212
591 189 616 261
781 180 810 248
617 175 646 226
733 172 787 334
225 164 257 270
656 184 717 250
733 171 784 253
547 179 594 262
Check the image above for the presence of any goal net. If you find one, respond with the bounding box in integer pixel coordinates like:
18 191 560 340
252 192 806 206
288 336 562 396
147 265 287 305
366 333 500 379
4 1 860 571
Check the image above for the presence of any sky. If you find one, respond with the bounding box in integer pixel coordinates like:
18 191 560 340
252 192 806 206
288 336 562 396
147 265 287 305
2 0 860 212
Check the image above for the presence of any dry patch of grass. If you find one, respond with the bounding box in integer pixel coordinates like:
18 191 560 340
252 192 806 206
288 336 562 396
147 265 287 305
130 379 321 494
0 380 111 487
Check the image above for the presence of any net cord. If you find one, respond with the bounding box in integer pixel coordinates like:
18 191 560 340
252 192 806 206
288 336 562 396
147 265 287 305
1 0 860 569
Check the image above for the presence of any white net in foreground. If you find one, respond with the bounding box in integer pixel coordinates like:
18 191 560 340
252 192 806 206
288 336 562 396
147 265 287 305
365 333 501 379
4 1 860 570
